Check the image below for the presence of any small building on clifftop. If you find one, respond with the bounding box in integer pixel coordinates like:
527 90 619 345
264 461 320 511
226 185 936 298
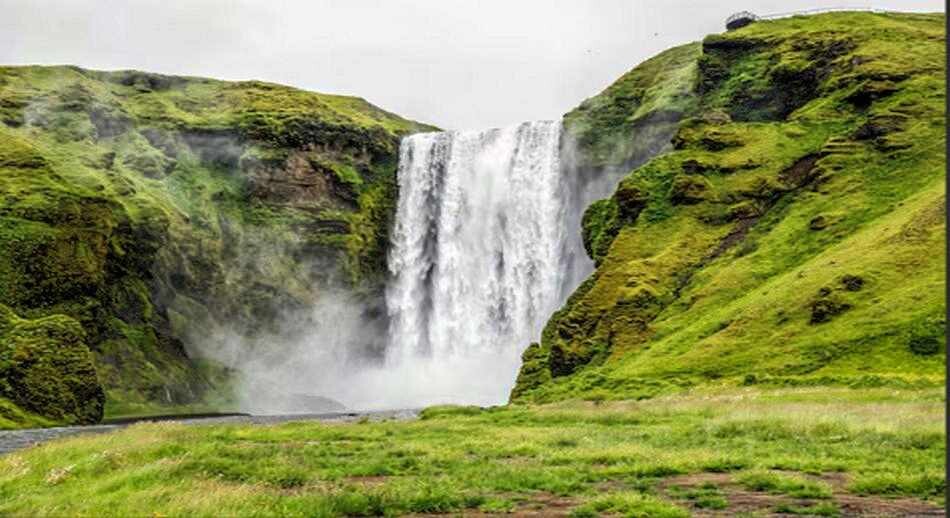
726 11 758 30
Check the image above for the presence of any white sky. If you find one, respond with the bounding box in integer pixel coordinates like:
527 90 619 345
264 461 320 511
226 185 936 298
0 0 943 130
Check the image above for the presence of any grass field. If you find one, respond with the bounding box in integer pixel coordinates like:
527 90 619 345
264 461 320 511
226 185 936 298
0 386 943 516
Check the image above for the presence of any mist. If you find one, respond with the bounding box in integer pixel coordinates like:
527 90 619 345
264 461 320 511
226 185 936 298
192 285 525 412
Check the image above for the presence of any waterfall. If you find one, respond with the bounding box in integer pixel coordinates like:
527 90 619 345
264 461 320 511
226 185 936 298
384 120 590 406
201 120 624 413
205 120 621 413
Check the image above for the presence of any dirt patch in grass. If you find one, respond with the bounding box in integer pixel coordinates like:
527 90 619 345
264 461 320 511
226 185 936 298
661 472 945 517
511 492 577 517
499 492 578 517
408 492 578 518
833 494 945 517
777 153 820 186
706 215 762 262
344 475 391 487
663 472 735 487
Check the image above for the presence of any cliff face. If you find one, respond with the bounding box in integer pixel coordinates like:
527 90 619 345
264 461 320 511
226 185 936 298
0 66 432 425
513 12 946 402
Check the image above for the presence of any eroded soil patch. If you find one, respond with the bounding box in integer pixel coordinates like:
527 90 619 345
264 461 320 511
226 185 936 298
662 472 945 517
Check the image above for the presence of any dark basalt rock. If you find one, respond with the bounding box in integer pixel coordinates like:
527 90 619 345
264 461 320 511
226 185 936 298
809 289 851 324
141 127 182 158
548 342 596 378
729 200 764 221
245 151 347 208
615 181 649 220
853 114 906 140
844 80 900 109
909 334 941 356
778 154 820 188
670 174 712 205
840 274 865 292
702 33 766 52
681 158 718 175
699 133 743 151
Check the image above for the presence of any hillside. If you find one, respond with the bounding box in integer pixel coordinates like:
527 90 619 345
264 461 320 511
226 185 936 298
513 11 946 402
0 66 432 426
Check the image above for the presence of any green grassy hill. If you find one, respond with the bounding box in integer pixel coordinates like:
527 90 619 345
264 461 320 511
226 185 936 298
0 66 432 426
514 11 945 403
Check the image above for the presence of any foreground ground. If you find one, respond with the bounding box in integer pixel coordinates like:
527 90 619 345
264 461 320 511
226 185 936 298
0 386 943 517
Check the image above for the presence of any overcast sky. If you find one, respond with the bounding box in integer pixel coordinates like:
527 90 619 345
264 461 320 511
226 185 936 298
1 0 943 130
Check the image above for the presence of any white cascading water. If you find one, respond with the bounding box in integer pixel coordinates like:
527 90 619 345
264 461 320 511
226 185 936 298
383 120 587 406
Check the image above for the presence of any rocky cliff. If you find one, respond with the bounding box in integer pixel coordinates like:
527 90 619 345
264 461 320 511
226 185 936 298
0 66 432 425
513 12 946 402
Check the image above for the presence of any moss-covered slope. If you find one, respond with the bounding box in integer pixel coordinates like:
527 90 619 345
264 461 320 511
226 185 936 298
514 12 945 403
0 66 432 426
0 304 103 424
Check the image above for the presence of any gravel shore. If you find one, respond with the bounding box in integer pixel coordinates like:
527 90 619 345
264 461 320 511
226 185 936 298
0 409 419 455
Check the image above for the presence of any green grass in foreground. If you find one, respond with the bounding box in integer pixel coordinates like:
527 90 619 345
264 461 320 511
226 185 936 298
0 387 943 516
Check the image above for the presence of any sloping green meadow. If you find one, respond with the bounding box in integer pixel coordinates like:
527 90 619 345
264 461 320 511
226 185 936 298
514 11 946 404
0 387 943 516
